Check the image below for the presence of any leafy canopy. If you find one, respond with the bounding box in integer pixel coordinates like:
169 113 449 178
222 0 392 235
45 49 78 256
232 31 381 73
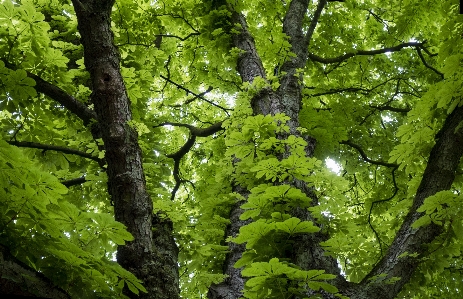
0 0 463 298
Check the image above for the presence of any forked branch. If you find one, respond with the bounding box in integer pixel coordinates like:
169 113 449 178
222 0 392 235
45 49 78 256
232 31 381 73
163 122 224 200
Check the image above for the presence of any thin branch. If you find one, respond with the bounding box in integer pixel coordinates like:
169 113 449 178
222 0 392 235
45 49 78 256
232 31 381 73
309 77 398 98
159 75 231 115
309 42 424 64
163 122 223 200
154 32 200 41
1 60 97 126
340 140 398 168
170 86 214 107
7 141 104 165
61 176 87 187
415 47 444 79
369 104 410 113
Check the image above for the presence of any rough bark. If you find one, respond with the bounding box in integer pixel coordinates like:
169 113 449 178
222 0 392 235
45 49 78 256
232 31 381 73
208 1 348 298
71 1 178 298
0 245 70 298
350 104 463 299
209 1 463 299
207 198 251 299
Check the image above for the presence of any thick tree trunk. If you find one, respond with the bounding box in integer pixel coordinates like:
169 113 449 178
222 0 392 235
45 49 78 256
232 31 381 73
71 1 178 298
208 1 463 299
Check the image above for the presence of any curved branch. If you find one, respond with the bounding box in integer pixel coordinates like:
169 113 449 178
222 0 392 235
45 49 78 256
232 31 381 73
340 140 398 168
7 141 104 166
164 122 223 200
309 42 424 64
167 136 196 201
415 47 444 79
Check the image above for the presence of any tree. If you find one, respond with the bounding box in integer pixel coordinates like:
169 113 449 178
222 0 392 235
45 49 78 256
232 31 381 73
0 0 462 298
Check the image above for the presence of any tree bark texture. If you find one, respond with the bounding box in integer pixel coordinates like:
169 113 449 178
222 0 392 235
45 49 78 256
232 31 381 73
209 1 463 299
71 1 179 298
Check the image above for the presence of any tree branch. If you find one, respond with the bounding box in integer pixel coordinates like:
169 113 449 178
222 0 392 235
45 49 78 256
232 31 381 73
163 122 223 200
159 75 231 115
61 176 87 187
1 60 97 126
169 86 214 108
369 104 410 113
7 141 104 166
415 47 444 79
356 104 463 298
340 140 398 168
305 0 327 46
154 121 223 137
309 42 424 64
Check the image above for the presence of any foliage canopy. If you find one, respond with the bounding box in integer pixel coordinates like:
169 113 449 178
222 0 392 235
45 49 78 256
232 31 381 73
0 0 463 298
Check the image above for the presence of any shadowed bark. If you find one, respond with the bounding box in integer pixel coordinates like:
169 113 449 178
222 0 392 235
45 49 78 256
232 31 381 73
70 1 178 298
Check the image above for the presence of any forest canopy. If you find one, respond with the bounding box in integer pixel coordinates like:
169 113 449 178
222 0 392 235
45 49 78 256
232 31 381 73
0 0 462 298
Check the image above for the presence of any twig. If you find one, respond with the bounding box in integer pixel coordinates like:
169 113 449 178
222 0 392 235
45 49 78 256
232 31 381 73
340 140 398 168
160 75 231 115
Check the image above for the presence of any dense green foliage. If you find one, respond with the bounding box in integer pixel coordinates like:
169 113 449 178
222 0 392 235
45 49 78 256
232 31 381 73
0 0 462 298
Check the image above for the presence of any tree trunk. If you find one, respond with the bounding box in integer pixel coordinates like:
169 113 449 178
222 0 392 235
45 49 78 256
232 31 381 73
208 1 463 299
71 1 179 298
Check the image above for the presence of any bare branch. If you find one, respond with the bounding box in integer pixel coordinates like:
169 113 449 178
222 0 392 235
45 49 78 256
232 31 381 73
415 47 444 79
61 176 87 187
159 75 231 115
163 122 223 200
7 140 104 165
340 140 398 168
309 42 423 64
167 136 196 201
